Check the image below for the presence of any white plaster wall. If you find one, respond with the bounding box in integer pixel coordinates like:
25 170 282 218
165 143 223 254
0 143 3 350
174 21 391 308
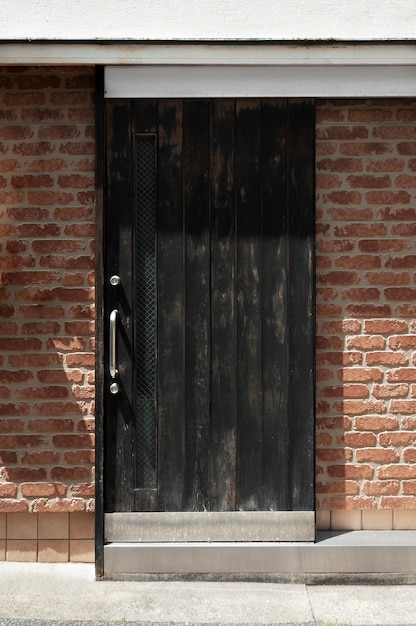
0 0 415 41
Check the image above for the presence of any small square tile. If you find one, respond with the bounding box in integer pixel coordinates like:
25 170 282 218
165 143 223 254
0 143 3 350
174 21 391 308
362 509 393 530
316 510 331 530
7 513 37 540
38 513 69 539
0 540 5 560
38 540 69 563
6 540 37 562
70 539 94 563
0 514 6 539
331 510 362 531
70 512 94 539
394 510 416 530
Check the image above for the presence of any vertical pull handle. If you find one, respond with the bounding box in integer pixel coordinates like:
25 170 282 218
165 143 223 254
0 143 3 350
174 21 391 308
109 309 118 379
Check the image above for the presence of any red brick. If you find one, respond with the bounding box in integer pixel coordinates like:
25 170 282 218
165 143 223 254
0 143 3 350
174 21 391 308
387 368 416 382
0 484 17 497
385 287 416 300
378 207 416 221
20 451 59 464
335 255 380 269
340 142 391 156
320 385 369 399
366 352 408 366
3 467 47 481
321 496 376 510
356 448 399 463
0 434 46 448
337 368 383 383
0 451 18 463
354 417 399 431
317 158 362 172
59 141 95 155
402 482 416 495
0 501 28 512
335 400 386 416
316 481 359 494
364 319 408 333
378 465 416 479
317 449 353 462
365 272 410 285
373 383 409 398
363 480 400 495
338 432 376 447
359 240 410 252
52 434 94 448
21 483 67 497
50 466 90 480
18 387 69 400
380 432 416 446
346 304 392 317
403 449 416 463
347 175 391 188
324 191 362 205
367 158 404 172
31 498 86 512
342 288 380 302
64 450 95 464
347 336 385 350
328 208 373 221
328 464 374 479
71 483 95 497
374 126 416 139
389 335 416 349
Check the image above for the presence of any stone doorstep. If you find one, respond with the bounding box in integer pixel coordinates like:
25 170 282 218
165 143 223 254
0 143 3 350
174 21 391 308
103 530 416 579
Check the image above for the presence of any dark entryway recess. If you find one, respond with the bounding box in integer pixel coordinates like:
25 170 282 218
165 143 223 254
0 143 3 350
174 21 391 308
104 98 315 518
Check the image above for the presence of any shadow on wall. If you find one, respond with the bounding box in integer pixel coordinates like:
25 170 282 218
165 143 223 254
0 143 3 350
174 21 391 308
315 98 416 529
0 66 96 516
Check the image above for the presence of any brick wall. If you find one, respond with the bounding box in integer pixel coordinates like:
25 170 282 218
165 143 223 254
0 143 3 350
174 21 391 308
1 72 416 560
316 99 416 529
0 66 95 560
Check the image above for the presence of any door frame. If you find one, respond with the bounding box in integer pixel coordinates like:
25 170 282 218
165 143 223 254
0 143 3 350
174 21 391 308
97 88 316 577
96 48 416 577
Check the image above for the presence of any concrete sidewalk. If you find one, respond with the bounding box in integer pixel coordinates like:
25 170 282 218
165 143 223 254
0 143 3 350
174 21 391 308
1 562 416 625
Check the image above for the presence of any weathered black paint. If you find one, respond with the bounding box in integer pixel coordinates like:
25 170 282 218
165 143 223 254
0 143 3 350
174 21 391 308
104 98 315 516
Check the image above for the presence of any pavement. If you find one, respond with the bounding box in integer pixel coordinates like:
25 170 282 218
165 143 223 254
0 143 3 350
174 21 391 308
1 563 416 625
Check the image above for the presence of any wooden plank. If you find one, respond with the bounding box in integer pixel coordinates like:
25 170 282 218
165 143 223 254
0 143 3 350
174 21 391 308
183 100 211 511
235 99 263 511
209 99 237 511
261 99 289 511
157 100 185 511
287 98 315 511
105 99 136 512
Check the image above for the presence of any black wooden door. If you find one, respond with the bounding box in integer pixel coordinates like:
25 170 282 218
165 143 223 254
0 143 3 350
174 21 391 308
105 98 315 516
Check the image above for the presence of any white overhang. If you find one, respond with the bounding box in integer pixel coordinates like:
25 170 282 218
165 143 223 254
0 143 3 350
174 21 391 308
1 43 416 97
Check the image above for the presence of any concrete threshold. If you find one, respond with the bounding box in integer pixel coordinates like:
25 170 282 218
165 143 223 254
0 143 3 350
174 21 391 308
103 530 416 580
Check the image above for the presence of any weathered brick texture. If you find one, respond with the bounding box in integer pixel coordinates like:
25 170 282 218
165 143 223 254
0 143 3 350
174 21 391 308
0 66 95 513
316 99 416 511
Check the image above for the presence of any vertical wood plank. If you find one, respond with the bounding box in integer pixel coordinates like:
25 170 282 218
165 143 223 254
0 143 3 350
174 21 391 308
261 99 289 511
105 100 136 512
157 100 185 511
183 100 211 511
287 98 315 512
235 99 263 511
210 99 237 511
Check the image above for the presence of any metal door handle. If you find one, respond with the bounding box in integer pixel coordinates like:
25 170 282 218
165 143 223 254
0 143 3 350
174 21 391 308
109 309 118 379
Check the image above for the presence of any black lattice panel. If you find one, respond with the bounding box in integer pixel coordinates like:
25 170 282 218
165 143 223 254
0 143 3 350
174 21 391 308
135 135 157 489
